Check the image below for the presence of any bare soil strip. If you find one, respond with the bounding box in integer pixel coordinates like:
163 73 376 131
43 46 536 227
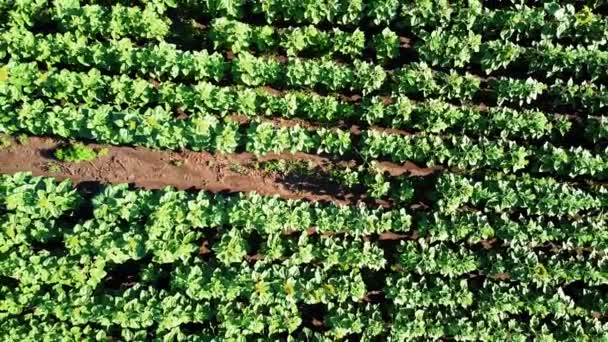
0 136 435 205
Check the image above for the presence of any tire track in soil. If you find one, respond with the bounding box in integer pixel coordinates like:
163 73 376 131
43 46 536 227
0 136 436 205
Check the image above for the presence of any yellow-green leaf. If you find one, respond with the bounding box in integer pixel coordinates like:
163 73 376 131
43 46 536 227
0 67 8 82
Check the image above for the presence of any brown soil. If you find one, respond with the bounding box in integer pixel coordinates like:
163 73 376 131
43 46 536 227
399 36 413 49
0 136 437 204
0 136 340 203
378 231 412 241
228 113 323 130
377 160 439 177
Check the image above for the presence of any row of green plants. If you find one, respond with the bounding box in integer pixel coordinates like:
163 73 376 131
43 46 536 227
172 0 608 41
401 2 608 51
209 17 398 62
4 0 169 40
0 173 412 238
420 210 608 249
5 0 607 41
3 304 606 341
51 1 170 40
10 1 608 87
476 3 608 46
396 62 607 112
3 29 607 113
210 17 608 85
396 240 608 286
361 130 607 178
418 29 607 81
0 29 227 82
182 0 608 57
2 0 172 29
0 0 47 29
4 62 584 144
434 172 607 217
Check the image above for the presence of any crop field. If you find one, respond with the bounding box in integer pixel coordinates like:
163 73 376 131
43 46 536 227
2 0 608 340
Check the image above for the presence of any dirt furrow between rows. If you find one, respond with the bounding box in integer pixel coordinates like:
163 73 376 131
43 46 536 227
0 136 433 205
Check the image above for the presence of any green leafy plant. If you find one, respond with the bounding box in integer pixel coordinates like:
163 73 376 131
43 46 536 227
373 28 399 63
54 142 106 162
0 134 11 148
